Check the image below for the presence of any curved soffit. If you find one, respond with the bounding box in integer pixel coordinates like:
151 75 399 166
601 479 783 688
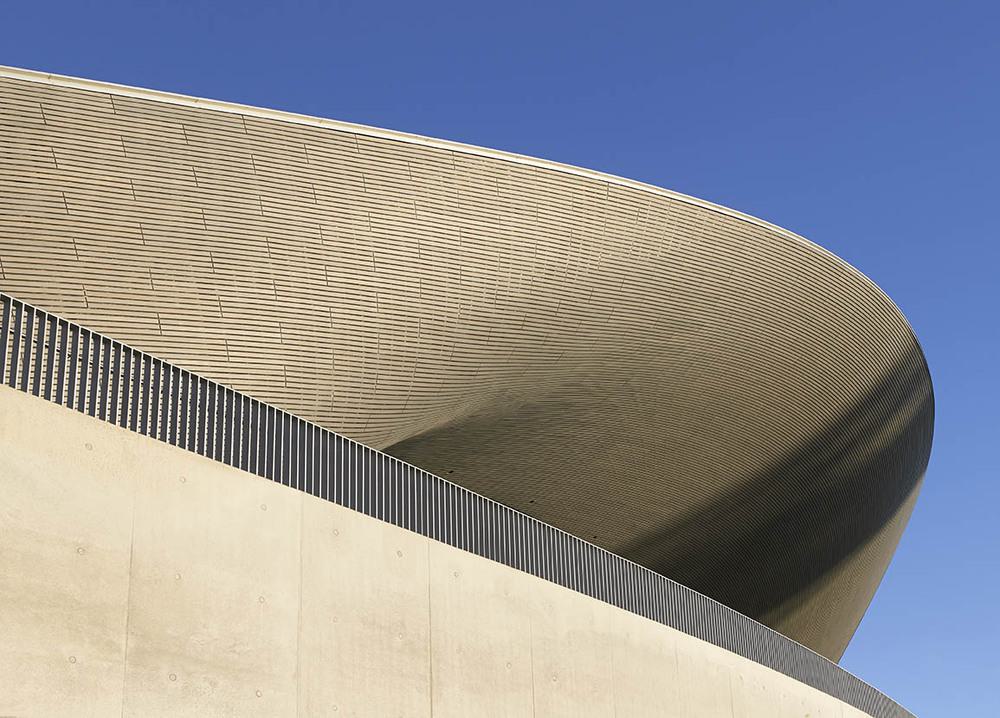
0 67 934 661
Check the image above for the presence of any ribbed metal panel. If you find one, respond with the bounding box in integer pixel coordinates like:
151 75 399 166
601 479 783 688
0 291 911 718
0 69 935 662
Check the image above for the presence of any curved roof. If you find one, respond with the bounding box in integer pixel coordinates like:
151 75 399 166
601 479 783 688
0 65 933 660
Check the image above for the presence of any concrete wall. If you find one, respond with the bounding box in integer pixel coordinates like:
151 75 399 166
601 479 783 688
0 386 873 717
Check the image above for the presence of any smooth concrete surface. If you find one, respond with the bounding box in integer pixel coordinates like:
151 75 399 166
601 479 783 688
298 488 431 716
0 66 934 660
1 386 881 717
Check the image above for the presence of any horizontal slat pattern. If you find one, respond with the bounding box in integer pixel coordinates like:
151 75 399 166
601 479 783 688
0 67 933 667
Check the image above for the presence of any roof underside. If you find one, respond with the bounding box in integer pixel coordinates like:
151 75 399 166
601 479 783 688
0 67 933 661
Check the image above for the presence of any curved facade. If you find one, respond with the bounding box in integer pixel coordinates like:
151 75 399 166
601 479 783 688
0 384 892 718
0 63 932 668
0 294 915 717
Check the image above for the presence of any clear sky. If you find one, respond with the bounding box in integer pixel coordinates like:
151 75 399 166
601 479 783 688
4 1 997 714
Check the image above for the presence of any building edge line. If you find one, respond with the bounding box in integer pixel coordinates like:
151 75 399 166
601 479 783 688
0 63 924 336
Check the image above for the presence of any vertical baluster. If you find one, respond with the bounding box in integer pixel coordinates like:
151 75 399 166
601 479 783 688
30 308 47 397
182 371 193 450
205 380 216 457
67 323 80 407
248 400 259 476
109 342 122 423
19 305 35 392
55 319 68 406
118 348 131 428
241 395 251 472
96 337 110 419
280 412 290 486
264 404 275 481
214 385 225 463
86 331 100 417
158 362 171 443
148 359 161 437
7 300 22 388
0 295 10 381
230 389 241 468
43 314 57 401
77 329 90 412
321 426 330 501
168 366 179 446
130 352 143 433
196 377 207 456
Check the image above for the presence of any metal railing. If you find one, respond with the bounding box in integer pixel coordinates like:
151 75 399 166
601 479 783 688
0 291 911 718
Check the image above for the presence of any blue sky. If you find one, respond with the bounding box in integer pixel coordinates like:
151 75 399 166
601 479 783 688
4 1 998 714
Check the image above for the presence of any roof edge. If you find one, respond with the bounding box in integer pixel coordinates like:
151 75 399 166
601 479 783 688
0 65 849 256
0 63 930 369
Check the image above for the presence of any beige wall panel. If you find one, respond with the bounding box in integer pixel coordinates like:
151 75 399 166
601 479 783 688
528 583 617 717
298 495 432 718
610 609 682 716
0 387 133 718
428 541 535 718
676 643 738 716
121 433 302 716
